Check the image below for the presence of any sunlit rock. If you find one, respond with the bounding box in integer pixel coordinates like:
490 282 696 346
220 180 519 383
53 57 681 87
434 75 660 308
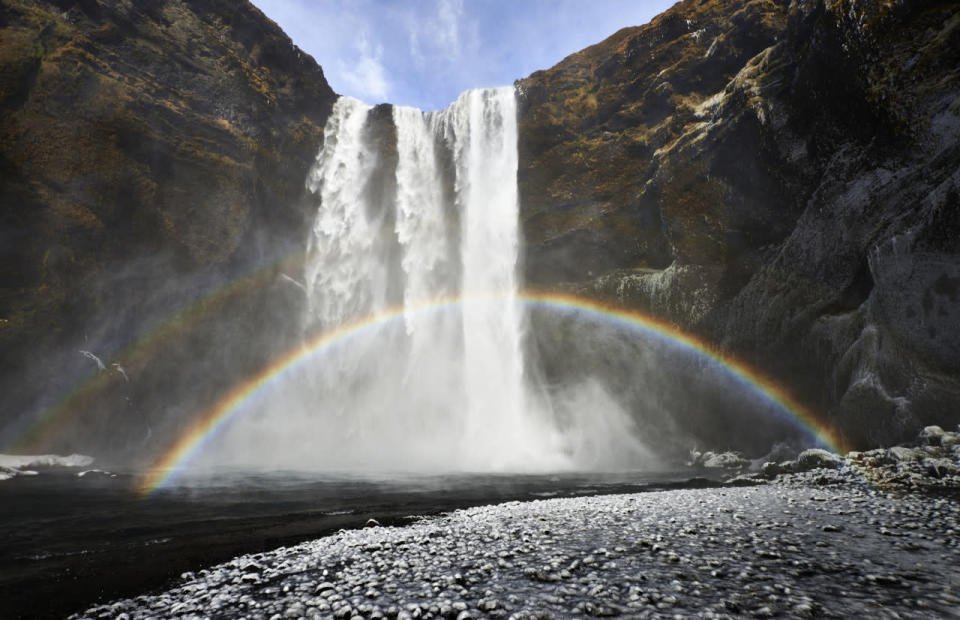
516 0 960 449
0 0 336 462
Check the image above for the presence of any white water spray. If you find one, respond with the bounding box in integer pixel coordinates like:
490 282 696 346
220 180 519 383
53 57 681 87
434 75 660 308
206 87 653 472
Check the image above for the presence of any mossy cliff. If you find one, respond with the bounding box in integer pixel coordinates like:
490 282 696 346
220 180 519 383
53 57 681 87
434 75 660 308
0 0 335 458
518 0 960 448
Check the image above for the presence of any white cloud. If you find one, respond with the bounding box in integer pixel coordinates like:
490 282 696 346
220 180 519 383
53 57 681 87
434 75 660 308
406 0 466 70
435 0 463 58
338 34 390 102
408 23 423 68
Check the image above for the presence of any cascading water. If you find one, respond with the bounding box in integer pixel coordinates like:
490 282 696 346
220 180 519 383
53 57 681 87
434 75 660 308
206 87 652 472
300 87 566 470
429 89 545 466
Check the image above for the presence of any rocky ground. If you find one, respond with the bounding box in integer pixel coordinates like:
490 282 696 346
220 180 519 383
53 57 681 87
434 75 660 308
686 424 960 489
76 429 960 619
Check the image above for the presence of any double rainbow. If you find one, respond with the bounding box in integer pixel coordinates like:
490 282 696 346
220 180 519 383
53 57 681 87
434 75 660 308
138 291 847 494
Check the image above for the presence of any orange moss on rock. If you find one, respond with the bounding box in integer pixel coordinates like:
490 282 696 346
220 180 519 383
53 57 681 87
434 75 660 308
518 0 788 285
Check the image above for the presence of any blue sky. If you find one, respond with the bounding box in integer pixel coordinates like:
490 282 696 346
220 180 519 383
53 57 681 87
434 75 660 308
252 0 678 110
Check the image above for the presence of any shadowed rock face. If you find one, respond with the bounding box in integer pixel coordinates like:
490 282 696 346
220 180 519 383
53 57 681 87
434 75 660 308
0 0 335 460
518 0 960 449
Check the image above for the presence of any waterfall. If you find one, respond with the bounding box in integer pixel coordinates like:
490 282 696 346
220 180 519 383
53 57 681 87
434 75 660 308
304 97 388 330
435 90 531 464
295 87 560 470
204 87 652 472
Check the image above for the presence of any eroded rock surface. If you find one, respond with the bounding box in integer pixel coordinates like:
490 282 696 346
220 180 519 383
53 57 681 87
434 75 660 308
518 0 960 449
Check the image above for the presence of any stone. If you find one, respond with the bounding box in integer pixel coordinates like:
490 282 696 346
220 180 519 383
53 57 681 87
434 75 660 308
887 447 921 463
701 451 749 470
918 426 946 446
794 449 842 472
761 461 781 478
922 458 958 479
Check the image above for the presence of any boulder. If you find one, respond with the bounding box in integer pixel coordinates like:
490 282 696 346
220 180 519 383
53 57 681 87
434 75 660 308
701 451 749 470
887 446 922 463
760 461 782 478
922 458 959 479
795 449 842 472
918 426 946 446
942 433 960 448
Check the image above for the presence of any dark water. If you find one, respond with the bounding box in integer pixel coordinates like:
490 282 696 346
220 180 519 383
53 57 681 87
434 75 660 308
0 467 708 619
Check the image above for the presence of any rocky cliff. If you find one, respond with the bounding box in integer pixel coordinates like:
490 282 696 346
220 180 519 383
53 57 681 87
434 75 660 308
518 0 960 449
2 0 957 460
0 0 335 458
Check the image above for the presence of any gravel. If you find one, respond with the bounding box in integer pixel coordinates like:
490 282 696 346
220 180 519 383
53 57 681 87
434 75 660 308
75 470 960 619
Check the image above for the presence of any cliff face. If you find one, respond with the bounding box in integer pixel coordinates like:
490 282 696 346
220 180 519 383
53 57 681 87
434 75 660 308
0 0 335 458
2 0 956 459
519 0 960 448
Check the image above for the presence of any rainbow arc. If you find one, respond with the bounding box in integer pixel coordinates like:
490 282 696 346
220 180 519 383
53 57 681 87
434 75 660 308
137 292 847 495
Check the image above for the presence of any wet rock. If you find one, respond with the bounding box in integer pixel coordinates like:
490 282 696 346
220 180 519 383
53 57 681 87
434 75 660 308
76 469 117 479
700 451 750 470
887 447 922 463
760 461 779 477
923 458 958 479
794 449 842 472
919 426 946 446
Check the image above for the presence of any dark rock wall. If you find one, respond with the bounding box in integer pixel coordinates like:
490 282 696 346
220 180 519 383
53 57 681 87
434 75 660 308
0 0 335 460
518 0 960 449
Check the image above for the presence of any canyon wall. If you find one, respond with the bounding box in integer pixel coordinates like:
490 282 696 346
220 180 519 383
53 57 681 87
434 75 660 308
518 0 960 448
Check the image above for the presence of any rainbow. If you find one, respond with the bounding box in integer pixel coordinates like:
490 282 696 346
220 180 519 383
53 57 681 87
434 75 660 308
138 291 847 494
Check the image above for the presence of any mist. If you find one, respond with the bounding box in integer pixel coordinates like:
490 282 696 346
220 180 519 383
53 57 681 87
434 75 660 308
188 87 813 479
